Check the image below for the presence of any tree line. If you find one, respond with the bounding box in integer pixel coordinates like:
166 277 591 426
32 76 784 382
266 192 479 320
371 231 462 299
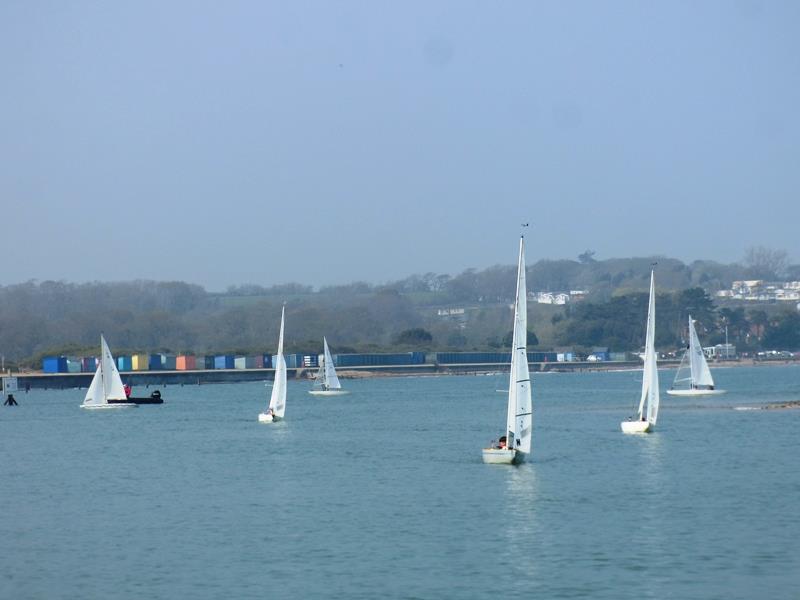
552 288 800 352
1 249 798 367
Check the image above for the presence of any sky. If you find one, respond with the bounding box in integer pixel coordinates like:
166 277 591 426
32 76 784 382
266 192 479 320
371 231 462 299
1 1 798 291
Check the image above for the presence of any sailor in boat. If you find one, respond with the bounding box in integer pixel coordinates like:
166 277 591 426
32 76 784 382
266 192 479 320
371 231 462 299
124 383 132 398
150 390 162 401
496 435 507 449
625 414 646 422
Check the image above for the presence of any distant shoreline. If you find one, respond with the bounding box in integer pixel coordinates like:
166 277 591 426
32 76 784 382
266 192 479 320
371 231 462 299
336 357 798 376
8 357 798 390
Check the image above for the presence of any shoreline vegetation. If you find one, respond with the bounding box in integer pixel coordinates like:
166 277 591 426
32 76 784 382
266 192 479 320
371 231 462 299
2 250 799 370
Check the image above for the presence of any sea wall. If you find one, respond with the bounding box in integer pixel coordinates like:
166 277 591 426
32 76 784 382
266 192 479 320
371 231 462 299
9 360 687 390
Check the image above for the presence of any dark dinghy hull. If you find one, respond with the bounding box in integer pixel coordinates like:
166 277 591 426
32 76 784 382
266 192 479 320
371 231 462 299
109 391 164 405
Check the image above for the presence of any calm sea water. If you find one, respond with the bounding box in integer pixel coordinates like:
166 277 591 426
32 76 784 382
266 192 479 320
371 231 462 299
1 364 799 599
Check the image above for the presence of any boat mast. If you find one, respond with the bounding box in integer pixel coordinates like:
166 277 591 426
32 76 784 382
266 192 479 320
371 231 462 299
99 334 106 403
637 269 658 421
688 316 697 388
645 270 659 423
507 229 532 453
322 337 329 389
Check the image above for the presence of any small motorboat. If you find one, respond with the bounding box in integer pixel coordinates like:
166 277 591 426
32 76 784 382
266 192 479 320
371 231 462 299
109 390 164 405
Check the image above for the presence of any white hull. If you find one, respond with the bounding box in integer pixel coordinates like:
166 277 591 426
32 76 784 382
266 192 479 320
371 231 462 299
308 389 350 396
667 388 726 397
258 412 281 423
621 420 652 434
81 403 138 410
482 448 525 464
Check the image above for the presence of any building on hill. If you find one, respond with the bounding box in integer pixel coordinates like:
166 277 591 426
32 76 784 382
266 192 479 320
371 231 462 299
719 280 800 302
530 290 588 305
437 307 466 317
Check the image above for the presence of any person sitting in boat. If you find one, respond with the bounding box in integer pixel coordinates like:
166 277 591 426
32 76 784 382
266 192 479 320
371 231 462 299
124 384 132 398
497 435 507 449
150 390 161 400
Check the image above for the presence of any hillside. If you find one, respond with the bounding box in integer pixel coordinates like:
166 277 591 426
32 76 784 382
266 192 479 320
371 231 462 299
1 253 798 365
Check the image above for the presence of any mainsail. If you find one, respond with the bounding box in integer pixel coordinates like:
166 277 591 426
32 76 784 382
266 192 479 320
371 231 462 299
268 306 287 418
315 337 342 390
505 236 532 454
83 335 126 406
101 335 127 401
636 271 660 424
672 316 714 390
688 317 714 388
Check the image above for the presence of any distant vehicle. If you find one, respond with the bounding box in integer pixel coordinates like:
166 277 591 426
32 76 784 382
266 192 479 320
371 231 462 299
757 350 794 360
587 354 604 362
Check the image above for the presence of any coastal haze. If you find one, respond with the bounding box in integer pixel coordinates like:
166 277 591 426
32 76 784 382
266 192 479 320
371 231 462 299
2 5 800 599
2 2 800 290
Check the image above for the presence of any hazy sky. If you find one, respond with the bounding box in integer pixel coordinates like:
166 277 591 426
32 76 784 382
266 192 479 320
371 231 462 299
1 1 798 290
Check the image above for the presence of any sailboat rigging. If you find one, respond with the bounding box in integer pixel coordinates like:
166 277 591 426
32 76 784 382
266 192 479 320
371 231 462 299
621 270 660 434
81 335 137 410
309 337 349 396
482 235 532 464
667 316 725 396
259 306 287 423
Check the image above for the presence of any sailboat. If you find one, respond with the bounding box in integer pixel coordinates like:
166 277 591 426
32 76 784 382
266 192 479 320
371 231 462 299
621 270 659 433
259 306 287 423
81 335 137 410
482 236 532 464
309 337 349 396
667 316 725 396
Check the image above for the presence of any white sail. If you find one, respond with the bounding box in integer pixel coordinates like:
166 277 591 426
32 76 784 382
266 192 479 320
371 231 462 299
636 271 660 425
319 337 341 390
83 335 126 406
505 236 532 454
83 366 105 406
671 316 715 391
268 306 287 418
100 335 127 400
687 317 714 388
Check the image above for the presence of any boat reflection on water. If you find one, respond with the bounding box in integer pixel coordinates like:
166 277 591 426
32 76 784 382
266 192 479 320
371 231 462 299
630 432 667 547
501 465 539 584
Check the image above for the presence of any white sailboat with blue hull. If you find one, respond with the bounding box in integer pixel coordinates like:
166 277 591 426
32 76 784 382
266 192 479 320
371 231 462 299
259 306 287 423
621 270 659 433
482 235 532 464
